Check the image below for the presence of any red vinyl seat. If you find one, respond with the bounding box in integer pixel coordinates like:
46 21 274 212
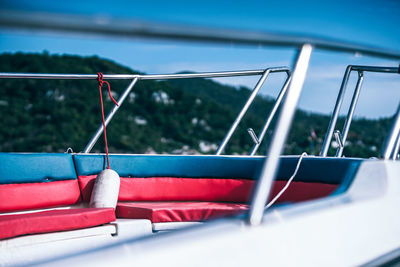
0 208 116 240
78 176 254 203
79 175 338 223
0 180 82 213
73 155 354 224
117 202 248 223
114 181 337 223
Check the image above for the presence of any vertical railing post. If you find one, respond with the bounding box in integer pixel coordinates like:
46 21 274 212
391 132 400 160
250 73 291 155
83 78 139 153
381 103 400 160
248 44 312 226
336 71 364 157
215 69 271 155
320 65 352 157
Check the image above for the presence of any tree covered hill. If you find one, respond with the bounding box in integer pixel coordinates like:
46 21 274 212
0 52 393 157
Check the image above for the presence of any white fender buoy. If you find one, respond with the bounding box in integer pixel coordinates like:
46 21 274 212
90 169 120 209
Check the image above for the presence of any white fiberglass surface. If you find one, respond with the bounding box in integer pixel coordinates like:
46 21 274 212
33 160 400 267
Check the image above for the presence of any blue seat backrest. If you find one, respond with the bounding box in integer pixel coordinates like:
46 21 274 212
0 153 77 184
73 154 362 185
276 156 362 184
73 155 263 179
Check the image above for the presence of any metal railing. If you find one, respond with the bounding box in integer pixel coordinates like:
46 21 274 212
2 10 400 227
2 10 400 60
320 65 400 158
0 68 290 154
381 103 400 160
215 68 290 155
248 44 313 225
3 63 399 228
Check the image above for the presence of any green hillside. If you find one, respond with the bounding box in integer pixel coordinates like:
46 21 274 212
0 52 393 157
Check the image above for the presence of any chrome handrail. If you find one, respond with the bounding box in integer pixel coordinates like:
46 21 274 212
335 71 363 157
249 75 291 156
1 10 400 60
392 132 400 160
248 44 313 225
215 68 291 155
320 65 400 158
0 69 280 80
0 68 290 153
381 103 400 160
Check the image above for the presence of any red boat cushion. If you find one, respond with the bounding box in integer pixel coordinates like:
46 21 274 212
114 181 338 223
117 202 249 223
79 175 338 205
0 208 116 240
78 176 254 203
0 180 82 213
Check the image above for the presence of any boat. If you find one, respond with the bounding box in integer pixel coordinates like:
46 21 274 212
0 9 400 267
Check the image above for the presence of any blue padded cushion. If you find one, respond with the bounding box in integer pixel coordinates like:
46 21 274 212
73 155 262 179
0 153 77 184
73 154 362 185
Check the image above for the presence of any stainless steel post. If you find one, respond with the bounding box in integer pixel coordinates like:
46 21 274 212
381 103 400 160
336 71 364 157
391 132 400 160
320 65 352 156
216 69 271 155
83 78 139 153
249 74 291 155
248 44 312 226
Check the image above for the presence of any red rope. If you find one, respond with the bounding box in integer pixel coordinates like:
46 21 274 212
97 73 119 169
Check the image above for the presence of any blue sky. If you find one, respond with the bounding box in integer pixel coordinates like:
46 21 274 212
0 0 399 118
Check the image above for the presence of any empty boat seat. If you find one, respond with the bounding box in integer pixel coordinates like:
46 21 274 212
113 180 337 222
0 153 81 212
0 208 115 240
78 175 253 222
0 153 116 240
73 154 361 223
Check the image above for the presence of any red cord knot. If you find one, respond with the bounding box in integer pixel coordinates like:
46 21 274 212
97 72 119 106
97 72 104 87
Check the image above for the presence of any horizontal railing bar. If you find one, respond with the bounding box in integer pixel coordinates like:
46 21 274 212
0 73 136 79
350 65 400 73
0 68 289 80
1 11 400 60
139 68 289 80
